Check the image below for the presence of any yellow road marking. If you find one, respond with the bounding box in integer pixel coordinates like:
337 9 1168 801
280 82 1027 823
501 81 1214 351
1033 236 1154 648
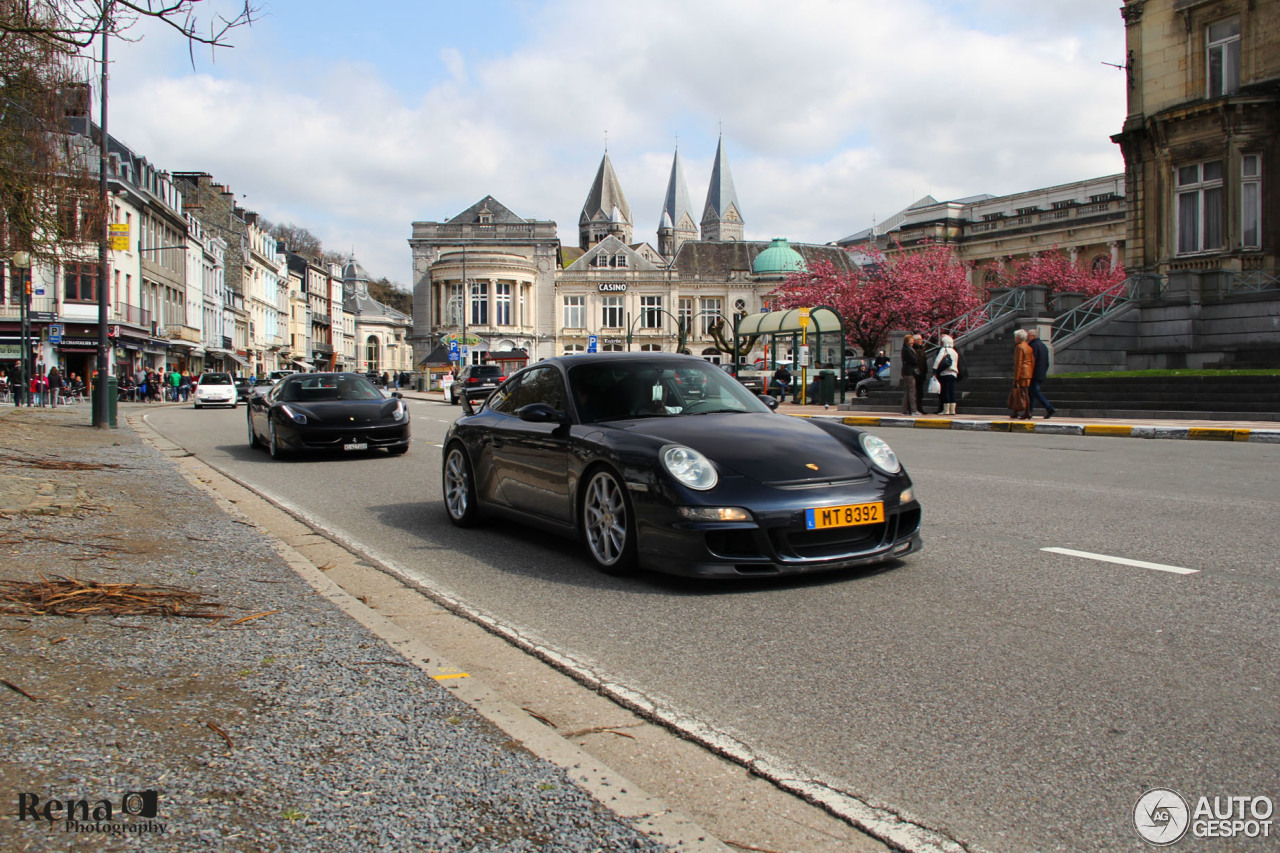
432 673 470 681
1083 425 1135 437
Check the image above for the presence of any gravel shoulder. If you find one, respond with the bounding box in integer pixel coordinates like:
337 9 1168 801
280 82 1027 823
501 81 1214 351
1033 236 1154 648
0 406 704 851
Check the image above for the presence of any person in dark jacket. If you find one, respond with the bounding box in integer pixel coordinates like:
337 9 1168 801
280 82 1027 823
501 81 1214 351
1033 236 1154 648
899 334 920 415
912 334 928 414
47 366 62 408
10 362 23 407
772 364 792 403
1027 329 1056 418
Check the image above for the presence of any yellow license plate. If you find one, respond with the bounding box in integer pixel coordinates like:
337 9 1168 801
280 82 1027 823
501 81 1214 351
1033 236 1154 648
805 502 884 530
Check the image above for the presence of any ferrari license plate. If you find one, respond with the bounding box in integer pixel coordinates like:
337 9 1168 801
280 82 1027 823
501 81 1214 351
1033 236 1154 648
343 441 368 451
805 502 883 530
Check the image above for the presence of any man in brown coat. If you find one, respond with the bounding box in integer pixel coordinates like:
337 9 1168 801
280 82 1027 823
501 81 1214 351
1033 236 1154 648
1011 329 1034 419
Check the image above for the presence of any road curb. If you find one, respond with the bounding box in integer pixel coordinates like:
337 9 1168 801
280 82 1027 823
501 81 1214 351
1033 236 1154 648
126 410 731 853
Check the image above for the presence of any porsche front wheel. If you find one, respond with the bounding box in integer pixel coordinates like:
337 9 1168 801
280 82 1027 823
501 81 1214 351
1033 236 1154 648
581 468 636 575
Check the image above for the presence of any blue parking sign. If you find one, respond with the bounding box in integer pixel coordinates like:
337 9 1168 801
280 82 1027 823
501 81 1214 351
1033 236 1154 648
588 335 598 353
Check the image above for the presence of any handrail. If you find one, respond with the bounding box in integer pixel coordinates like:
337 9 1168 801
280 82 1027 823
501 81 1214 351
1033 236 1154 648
925 287 1026 346
1051 278 1135 339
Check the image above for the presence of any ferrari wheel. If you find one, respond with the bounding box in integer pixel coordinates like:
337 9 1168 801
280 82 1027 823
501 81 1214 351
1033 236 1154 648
582 468 636 575
268 422 288 459
443 444 478 526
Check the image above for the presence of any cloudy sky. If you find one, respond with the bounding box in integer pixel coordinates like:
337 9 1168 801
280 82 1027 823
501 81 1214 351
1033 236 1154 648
100 0 1128 286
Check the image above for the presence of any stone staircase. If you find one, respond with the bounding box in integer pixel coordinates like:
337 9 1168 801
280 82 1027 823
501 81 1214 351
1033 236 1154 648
848 374 1280 421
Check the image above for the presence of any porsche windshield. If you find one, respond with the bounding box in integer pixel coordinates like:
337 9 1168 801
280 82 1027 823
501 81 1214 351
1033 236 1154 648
568 360 768 423
280 374 383 403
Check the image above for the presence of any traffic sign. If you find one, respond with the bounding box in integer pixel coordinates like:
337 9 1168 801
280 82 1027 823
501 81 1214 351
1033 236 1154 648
588 335 598 353
48 324 63 343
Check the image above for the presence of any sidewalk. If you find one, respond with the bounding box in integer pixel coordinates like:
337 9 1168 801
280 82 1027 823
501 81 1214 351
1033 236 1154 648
0 405 714 851
396 387 1280 443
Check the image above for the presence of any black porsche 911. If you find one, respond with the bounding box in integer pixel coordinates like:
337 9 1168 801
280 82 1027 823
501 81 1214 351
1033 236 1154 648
247 372 410 459
441 353 921 578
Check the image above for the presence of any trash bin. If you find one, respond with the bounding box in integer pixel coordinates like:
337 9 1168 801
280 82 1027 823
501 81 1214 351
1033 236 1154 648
90 375 118 428
416 374 425 392
818 370 835 406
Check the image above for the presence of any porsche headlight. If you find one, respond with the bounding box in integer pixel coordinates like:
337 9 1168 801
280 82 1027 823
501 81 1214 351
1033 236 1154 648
661 444 718 490
859 433 901 474
391 400 407 421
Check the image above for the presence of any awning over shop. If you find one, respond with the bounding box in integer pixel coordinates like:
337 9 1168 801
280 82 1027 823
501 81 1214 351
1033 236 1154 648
225 352 250 368
292 358 313 368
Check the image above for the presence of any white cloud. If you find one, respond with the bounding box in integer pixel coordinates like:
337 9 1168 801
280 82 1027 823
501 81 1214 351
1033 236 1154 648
101 0 1127 283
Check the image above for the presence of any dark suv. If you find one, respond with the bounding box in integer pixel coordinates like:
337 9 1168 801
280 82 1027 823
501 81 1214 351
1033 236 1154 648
449 364 506 405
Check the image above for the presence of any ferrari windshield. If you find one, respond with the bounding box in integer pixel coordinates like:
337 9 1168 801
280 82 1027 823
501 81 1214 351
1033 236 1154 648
279 373 383 403
568 359 769 423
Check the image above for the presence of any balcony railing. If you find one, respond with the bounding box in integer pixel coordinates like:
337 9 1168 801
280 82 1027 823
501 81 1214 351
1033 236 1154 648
115 304 151 328
1225 269 1279 295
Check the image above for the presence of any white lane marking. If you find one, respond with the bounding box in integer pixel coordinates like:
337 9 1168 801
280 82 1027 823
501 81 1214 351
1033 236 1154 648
1041 547 1199 576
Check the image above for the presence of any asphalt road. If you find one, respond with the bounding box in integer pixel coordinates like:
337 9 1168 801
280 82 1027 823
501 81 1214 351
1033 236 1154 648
146 399 1280 852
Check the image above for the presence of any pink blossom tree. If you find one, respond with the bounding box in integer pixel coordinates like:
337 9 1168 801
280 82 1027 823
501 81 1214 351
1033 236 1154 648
989 249 1126 297
772 242 983 355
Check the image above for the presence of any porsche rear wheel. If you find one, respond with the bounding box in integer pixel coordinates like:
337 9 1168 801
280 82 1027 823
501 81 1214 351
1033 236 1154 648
247 413 260 448
582 468 636 575
443 444 478 526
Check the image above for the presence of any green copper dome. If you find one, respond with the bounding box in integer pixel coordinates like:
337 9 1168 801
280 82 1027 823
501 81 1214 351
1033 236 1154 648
752 238 806 274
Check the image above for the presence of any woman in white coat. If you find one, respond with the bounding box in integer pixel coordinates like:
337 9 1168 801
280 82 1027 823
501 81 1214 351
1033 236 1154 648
933 334 961 415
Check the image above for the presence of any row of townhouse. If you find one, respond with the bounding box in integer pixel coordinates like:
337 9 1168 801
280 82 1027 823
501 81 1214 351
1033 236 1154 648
1 120 412 385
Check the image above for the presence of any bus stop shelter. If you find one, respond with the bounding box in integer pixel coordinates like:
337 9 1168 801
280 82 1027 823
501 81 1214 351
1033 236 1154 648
733 306 847 404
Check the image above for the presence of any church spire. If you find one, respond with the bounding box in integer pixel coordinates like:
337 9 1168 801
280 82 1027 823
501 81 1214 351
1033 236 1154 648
658 148 697 259
701 136 744 242
579 151 632 250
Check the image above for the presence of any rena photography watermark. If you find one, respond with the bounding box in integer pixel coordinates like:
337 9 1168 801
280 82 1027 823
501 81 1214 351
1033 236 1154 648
1135 788 1274 846
15 789 166 837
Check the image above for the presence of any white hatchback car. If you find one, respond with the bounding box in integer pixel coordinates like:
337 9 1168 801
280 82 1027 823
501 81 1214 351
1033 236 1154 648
194 372 238 408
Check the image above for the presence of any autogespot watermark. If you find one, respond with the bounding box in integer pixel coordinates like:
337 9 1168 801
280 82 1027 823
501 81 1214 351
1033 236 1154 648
15 789 166 837
1135 788 1274 846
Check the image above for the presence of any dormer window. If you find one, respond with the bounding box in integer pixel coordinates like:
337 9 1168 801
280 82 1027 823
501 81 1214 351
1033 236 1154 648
614 254 628 268
478 213 493 224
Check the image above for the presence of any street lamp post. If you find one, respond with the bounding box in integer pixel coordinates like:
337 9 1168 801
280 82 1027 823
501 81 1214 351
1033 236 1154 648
12 251 32 405
626 308 687 352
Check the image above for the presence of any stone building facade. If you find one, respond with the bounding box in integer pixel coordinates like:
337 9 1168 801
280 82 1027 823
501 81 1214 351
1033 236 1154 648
1112 0 1277 278
409 140 855 370
836 175 1128 286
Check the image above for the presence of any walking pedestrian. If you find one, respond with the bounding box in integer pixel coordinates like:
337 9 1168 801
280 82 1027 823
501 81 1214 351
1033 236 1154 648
10 362 24 406
899 334 921 416
47 366 62 408
30 369 47 407
1026 329 1056 419
1009 329 1033 419
932 335 960 416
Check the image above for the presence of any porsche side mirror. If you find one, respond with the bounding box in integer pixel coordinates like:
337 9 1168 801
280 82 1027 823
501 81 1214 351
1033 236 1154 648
517 402 564 423
758 394 781 411
391 391 403 399
461 395 476 416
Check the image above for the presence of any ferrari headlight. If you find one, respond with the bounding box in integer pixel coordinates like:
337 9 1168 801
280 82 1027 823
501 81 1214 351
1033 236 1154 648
391 400 407 421
661 444 718 490
859 433 901 474
279 403 307 425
